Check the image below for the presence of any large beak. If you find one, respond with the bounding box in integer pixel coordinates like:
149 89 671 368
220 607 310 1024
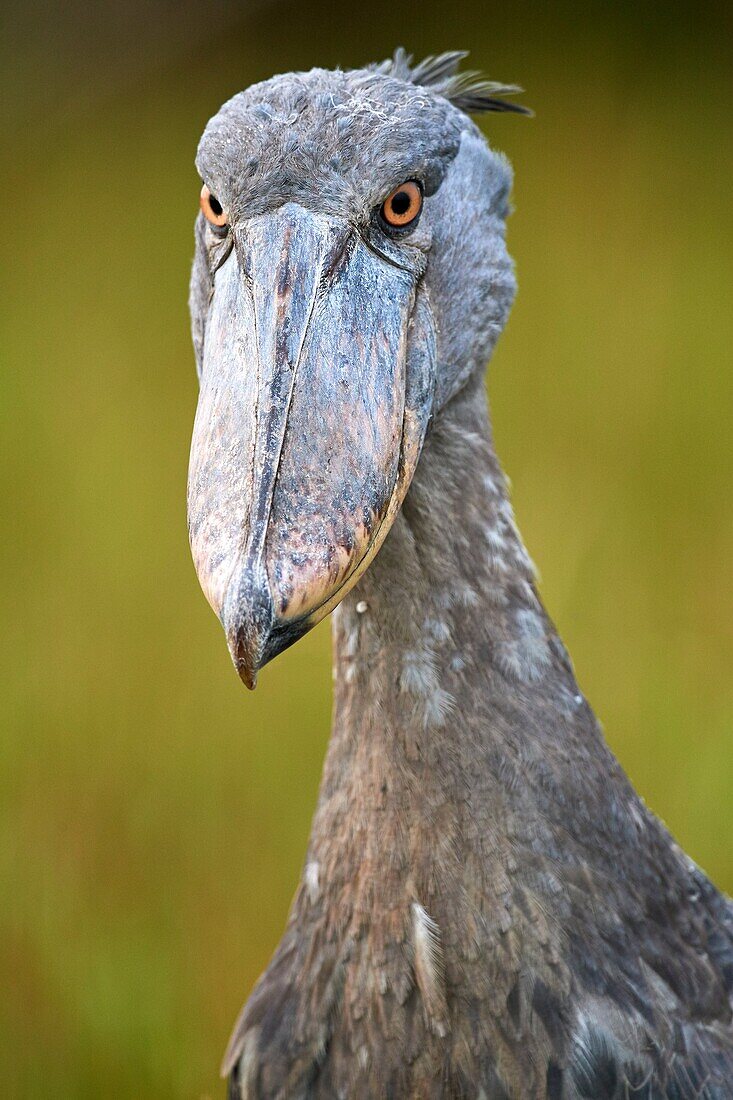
187 203 435 687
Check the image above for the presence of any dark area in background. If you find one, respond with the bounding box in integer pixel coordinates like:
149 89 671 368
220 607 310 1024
2 1 731 1095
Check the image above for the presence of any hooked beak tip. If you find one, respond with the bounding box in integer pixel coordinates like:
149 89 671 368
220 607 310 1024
222 574 274 690
239 664 259 691
225 629 259 686
226 623 265 690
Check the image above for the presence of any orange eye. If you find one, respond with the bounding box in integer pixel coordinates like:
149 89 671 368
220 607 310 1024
380 180 423 228
199 184 227 228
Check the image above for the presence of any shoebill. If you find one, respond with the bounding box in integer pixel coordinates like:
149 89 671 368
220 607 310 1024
187 51 733 1100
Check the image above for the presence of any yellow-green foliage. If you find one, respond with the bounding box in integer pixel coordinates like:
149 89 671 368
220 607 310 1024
1 3 731 1095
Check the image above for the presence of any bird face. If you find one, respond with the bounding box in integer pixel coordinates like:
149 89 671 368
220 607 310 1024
188 65 517 686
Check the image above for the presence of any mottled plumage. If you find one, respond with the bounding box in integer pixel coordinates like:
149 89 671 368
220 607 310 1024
188 52 733 1099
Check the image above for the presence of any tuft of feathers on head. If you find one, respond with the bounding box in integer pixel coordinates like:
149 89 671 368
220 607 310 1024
368 48 532 116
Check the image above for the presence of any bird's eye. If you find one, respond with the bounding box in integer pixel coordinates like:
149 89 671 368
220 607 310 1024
200 184 228 228
380 180 423 229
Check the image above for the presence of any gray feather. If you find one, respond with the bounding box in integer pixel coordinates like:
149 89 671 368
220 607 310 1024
370 47 533 115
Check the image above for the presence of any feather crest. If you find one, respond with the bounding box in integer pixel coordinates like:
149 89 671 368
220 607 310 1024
370 47 532 116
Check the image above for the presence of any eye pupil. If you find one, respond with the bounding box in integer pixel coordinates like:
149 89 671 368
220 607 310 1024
390 191 411 216
208 194 223 217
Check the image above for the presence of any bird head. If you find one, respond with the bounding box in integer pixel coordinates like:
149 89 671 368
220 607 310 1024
187 51 528 687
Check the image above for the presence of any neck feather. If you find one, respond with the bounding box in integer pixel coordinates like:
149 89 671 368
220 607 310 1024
319 370 591 830
302 372 619 947
226 374 687 1097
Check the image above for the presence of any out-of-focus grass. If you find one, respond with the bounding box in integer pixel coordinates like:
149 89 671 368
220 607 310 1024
1 2 731 1095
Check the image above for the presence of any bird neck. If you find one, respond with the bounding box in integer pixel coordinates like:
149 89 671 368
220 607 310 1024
226 371 724 1100
250 371 665 1095
302 372 600 944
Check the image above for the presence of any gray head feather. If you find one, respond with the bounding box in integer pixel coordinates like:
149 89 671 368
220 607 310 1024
369 47 532 115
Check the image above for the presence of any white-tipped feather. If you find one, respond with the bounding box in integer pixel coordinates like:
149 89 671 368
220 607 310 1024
411 902 449 1037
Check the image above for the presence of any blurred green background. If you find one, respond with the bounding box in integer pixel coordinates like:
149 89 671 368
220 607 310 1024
1 0 731 1095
